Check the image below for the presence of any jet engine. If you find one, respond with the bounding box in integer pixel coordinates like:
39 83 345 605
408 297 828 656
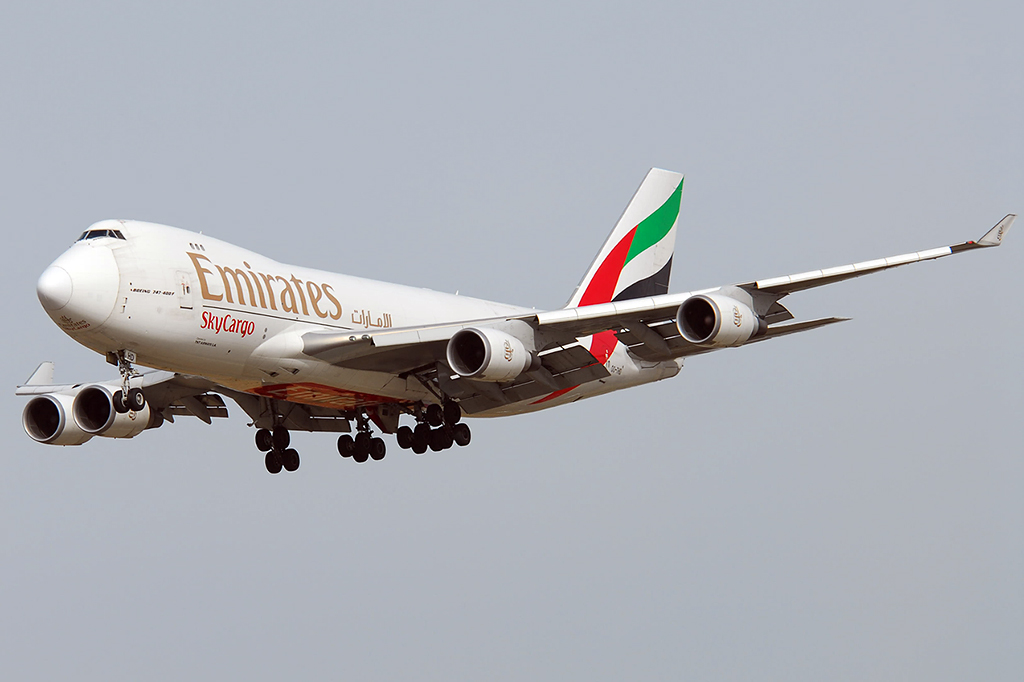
676 293 765 348
72 384 154 439
446 327 534 382
22 393 93 445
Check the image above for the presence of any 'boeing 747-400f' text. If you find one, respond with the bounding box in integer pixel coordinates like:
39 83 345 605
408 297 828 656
18 169 1014 473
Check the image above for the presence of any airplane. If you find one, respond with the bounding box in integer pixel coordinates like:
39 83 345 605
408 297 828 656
17 169 1014 474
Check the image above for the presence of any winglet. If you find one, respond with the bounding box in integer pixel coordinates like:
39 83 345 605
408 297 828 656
24 361 55 386
977 214 1014 247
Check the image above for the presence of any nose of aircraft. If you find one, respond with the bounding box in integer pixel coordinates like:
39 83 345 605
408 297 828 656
37 265 74 311
38 241 121 331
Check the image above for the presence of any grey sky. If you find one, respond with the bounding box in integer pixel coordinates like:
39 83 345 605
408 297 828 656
1 2 1021 680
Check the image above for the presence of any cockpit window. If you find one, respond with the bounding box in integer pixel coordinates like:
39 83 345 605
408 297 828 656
77 228 126 241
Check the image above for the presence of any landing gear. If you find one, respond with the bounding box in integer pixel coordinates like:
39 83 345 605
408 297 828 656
113 350 145 413
259 425 300 474
341 414 387 465
396 400 469 455
258 399 469 473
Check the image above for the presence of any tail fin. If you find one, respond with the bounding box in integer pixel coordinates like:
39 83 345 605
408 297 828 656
566 168 684 308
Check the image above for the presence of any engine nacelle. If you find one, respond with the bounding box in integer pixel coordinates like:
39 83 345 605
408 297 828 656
23 393 93 446
446 327 534 382
676 293 764 348
72 384 153 438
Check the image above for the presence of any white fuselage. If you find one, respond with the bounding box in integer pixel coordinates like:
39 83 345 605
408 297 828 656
39 220 681 417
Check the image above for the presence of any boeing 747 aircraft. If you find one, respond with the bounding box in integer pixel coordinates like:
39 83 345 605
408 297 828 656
18 169 1014 473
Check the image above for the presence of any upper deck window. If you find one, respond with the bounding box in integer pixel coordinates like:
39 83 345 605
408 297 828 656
76 228 126 241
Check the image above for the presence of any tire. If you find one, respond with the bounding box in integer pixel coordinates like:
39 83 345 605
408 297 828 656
396 426 413 449
414 423 431 440
255 429 273 452
438 429 453 450
452 423 471 447
127 388 146 411
113 390 129 414
411 437 428 455
272 426 290 450
428 428 447 452
282 448 300 472
337 434 355 457
265 451 283 474
353 432 371 463
443 400 461 425
369 438 386 461
425 403 444 427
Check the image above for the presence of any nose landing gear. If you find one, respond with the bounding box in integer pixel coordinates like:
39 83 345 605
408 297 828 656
112 350 146 414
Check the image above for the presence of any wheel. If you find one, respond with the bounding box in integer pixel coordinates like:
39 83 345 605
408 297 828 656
337 434 355 457
443 400 461 425
127 388 146 411
425 403 444 427
272 426 290 450
411 436 428 455
353 432 371 463
428 428 447 452
396 425 413 449
282 448 300 472
414 423 431 440
255 428 273 452
437 429 453 450
452 423 471 447
113 390 129 414
369 437 386 461
265 450 282 474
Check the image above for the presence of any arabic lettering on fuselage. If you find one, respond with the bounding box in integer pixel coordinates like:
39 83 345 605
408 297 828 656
351 309 393 329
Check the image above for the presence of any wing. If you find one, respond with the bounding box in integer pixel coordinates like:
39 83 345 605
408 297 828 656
297 215 1012 406
16 363 230 424
526 214 1014 353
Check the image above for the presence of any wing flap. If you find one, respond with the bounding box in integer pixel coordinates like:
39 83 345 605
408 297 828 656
440 343 609 414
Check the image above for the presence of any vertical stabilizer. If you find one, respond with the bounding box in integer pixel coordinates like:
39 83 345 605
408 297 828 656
566 168 684 308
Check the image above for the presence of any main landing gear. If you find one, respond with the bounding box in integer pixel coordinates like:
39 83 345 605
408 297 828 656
395 400 470 455
256 425 300 474
253 400 471 473
337 414 386 464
